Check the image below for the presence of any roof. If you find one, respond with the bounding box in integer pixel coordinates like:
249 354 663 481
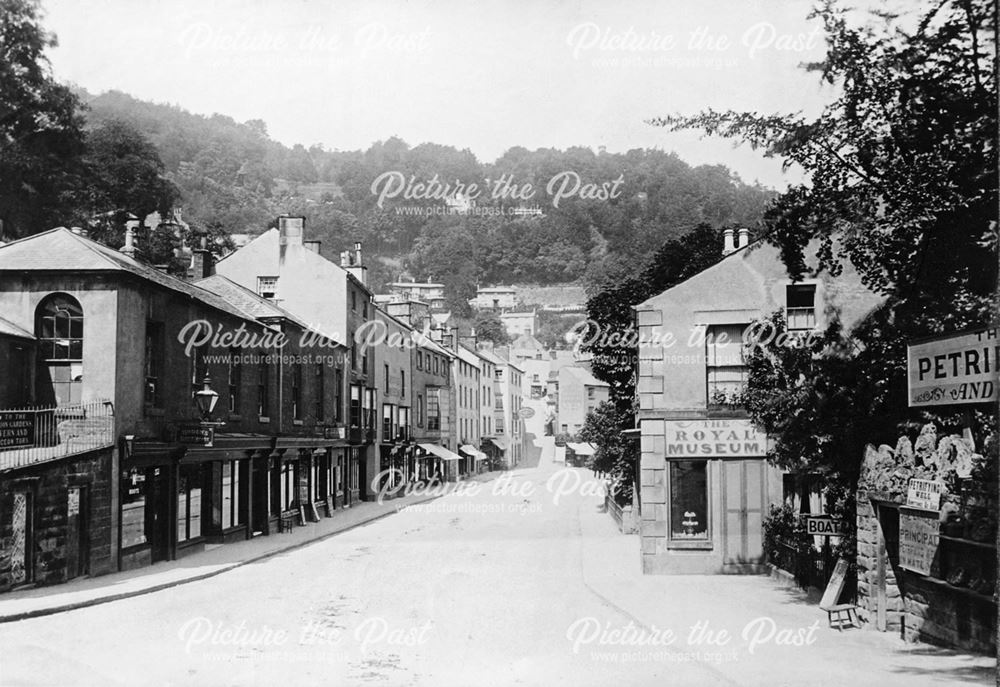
477 286 516 294
390 281 444 289
0 228 259 325
0 315 34 340
561 365 609 388
413 330 454 358
196 274 326 337
633 240 762 311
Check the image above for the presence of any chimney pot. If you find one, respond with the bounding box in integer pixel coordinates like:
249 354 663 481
737 227 750 249
722 228 736 256
304 240 321 253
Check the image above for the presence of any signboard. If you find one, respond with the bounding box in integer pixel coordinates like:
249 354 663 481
324 426 347 440
0 411 34 449
663 419 766 458
907 327 998 407
899 508 940 575
805 515 848 536
906 479 943 511
819 558 851 609
518 407 535 419
67 489 80 516
178 424 214 447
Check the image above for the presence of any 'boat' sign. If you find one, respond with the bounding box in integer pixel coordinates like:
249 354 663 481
907 327 998 407
804 515 848 536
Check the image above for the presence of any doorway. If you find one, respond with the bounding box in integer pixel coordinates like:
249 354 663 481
145 468 171 563
10 491 32 585
66 486 89 578
722 459 766 569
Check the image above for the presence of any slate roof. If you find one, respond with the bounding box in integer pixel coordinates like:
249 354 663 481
0 228 262 325
0 315 34 340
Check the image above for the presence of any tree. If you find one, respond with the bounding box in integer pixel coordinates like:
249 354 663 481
0 0 86 238
579 400 637 505
471 310 510 346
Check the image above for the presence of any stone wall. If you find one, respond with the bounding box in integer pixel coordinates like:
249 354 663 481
0 446 114 591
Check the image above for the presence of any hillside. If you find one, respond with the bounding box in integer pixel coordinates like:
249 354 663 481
77 89 778 308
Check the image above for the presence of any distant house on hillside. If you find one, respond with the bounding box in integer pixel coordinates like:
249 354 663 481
388 279 446 310
471 286 517 311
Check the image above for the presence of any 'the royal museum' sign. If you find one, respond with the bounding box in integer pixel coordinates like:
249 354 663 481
663 419 766 458
907 327 998 407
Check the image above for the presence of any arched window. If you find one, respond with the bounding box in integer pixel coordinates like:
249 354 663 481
35 294 84 405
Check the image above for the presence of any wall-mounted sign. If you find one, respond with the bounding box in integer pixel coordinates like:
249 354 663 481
178 424 214 447
518 407 536 419
899 508 940 575
663 419 766 458
907 327 998 407
906 479 943 511
0 411 34 449
805 515 849 536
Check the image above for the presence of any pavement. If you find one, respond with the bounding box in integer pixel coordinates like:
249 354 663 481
0 471 500 624
0 410 992 686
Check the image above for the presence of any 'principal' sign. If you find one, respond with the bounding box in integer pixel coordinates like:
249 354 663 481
663 419 766 458
907 327 999 407
0 411 34 449
899 508 940 576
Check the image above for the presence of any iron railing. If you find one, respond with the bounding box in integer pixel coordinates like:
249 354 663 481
0 399 114 471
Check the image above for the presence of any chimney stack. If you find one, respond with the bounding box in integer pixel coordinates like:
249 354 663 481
722 228 736 256
736 227 750 250
278 215 304 246
341 240 368 287
190 248 214 280
121 225 138 258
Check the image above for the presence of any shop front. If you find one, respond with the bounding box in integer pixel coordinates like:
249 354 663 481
639 418 782 575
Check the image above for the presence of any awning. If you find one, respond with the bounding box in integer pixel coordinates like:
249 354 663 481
567 442 596 456
460 445 488 461
489 437 508 451
418 443 462 461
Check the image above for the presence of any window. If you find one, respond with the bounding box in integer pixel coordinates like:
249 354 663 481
315 364 325 421
705 324 748 408
587 387 595 399
257 276 278 299
36 293 84 405
417 351 423 370
221 460 243 529
383 403 393 439
228 347 241 414
177 465 204 542
334 368 343 422
351 290 357 312
427 390 440 430
362 347 368 375
417 394 424 427
786 284 817 331
258 361 270 417
291 363 303 420
351 345 357 371
144 321 164 408
399 407 409 440
669 460 709 541
350 385 362 427
384 364 390 393
433 356 439 375
364 388 375 429
401 370 405 397
280 461 296 511
362 301 368 319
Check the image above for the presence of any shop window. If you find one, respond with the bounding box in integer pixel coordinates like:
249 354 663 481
706 324 748 408
121 468 147 548
177 465 204 543
35 293 84 405
669 460 709 542
786 284 817 331
350 385 362 427
280 461 296 511
221 460 243 529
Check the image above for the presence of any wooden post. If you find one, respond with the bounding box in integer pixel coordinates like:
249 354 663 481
876 516 887 632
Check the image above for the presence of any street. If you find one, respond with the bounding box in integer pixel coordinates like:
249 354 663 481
0 404 991 687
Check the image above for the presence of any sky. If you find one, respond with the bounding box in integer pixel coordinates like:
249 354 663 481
41 0 852 190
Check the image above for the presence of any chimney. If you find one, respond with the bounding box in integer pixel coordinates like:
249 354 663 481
722 228 736 256
737 227 750 249
190 248 214 280
278 215 304 246
120 225 138 258
459 327 477 350
304 240 321 253
342 240 368 287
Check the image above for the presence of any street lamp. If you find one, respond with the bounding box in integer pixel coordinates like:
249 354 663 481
193 376 219 422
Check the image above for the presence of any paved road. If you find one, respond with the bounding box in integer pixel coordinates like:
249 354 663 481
0 424 991 686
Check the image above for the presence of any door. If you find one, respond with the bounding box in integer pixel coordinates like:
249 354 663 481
722 460 766 569
252 459 269 534
10 492 31 585
146 468 170 563
66 486 89 578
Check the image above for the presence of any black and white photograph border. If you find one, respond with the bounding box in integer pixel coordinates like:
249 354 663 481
0 0 996 685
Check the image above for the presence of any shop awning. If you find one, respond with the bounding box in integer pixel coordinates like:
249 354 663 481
460 445 488 461
567 442 596 456
489 437 508 451
418 443 462 461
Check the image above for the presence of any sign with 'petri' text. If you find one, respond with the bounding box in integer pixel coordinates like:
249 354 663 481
907 327 998 407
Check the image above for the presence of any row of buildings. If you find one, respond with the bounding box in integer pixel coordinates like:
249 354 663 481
0 216 526 591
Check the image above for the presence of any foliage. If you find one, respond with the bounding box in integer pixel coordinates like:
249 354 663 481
0 0 86 238
471 310 510 346
761 503 816 588
579 400 637 506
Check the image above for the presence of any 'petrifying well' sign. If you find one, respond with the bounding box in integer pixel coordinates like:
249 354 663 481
907 327 999 407
663 419 766 458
